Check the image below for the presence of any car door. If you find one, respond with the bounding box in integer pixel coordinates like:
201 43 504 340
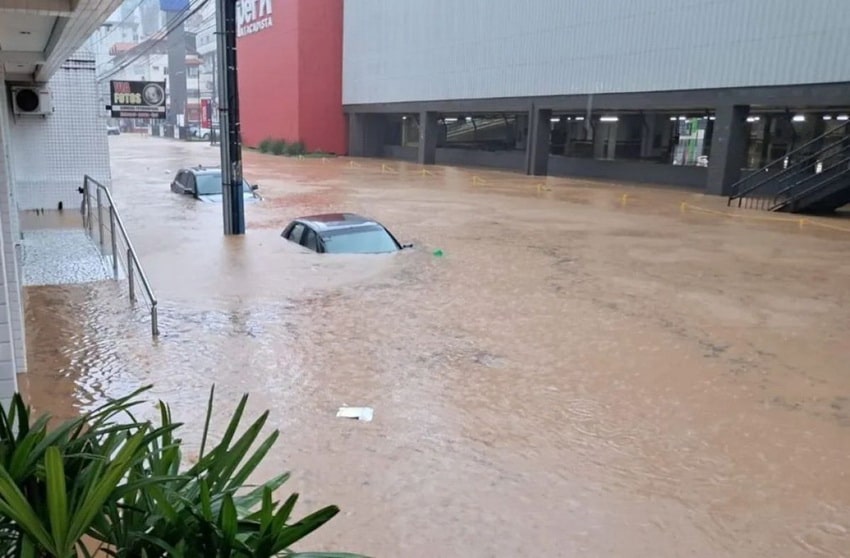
185 173 198 197
171 171 186 193
301 227 319 252
286 223 306 245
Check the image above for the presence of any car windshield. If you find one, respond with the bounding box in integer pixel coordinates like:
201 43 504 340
321 226 399 254
195 173 252 196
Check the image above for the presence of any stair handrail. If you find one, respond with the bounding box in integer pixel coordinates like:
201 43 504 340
771 157 850 211
728 120 850 204
82 175 159 337
750 137 850 198
770 147 850 202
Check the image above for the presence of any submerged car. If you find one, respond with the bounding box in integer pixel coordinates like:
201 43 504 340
170 166 261 203
281 213 410 254
188 125 213 140
106 125 120 136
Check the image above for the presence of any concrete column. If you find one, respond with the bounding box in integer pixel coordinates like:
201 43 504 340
348 113 365 157
640 114 657 159
515 114 529 150
348 113 386 158
417 111 438 165
606 123 618 160
0 80 19 406
401 117 409 147
706 105 750 195
526 108 551 176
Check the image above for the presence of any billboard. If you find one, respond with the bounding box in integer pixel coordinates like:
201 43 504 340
109 80 166 119
159 0 189 12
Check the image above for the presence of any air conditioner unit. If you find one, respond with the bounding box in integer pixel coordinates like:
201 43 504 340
10 87 52 116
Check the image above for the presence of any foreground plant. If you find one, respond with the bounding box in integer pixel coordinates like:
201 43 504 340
0 386 363 558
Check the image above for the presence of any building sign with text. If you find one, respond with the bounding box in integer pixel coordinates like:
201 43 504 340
109 80 166 119
237 0 273 37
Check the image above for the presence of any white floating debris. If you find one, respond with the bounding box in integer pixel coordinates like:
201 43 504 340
336 406 373 422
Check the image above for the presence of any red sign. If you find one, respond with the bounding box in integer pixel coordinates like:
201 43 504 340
201 99 212 128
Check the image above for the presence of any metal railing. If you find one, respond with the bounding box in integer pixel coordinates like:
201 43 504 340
772 164 850 213
81 175 159 337
728 121 850 208
729 136 850 212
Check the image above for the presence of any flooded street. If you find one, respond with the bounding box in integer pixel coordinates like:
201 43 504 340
19 135 850 557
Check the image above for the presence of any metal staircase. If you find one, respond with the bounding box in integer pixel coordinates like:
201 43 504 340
728 122 850 214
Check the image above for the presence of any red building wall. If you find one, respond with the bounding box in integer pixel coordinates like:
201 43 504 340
237 0 345 154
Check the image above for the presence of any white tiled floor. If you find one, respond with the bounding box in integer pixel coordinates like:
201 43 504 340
22 230 112 286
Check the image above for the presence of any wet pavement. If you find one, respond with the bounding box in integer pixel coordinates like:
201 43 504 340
18 135 850 557
22 230 112 286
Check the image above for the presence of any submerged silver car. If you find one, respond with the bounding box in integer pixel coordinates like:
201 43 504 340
281 213 411 254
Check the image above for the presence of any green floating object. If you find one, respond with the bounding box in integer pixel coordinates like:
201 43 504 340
432 249 444 257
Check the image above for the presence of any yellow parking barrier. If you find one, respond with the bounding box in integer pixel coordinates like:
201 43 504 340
676 202 850 233
804 219 850 233
536 183 551 192
472 175 487 186
381 164 396 173
620 193 629 207
419 168 434 176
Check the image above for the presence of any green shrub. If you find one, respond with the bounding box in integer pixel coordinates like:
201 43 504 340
0 386 363 558
270 139 288 155
286 141 306 156
258 137 274 153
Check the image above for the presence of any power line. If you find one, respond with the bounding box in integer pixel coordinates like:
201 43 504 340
87 0 151 48
94 4 192 75
95 0 199 74
194 21 216 35
97 0 210 82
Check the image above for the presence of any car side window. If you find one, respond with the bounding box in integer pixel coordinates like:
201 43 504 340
288 223 305 244
186 173 197 193
174 171 185 186
302 228 318 252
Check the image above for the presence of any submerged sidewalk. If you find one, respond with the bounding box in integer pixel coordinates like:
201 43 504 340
20 211 112 286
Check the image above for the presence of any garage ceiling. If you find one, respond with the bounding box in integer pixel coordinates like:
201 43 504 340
0 0 122 81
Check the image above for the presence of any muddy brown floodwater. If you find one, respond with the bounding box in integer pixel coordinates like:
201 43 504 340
18 134 850 557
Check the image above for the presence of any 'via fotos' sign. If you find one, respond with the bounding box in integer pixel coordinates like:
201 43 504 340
237 0 273 37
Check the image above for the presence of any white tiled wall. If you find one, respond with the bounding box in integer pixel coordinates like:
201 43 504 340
0 68 20 406
0 85 25 376
0 55 111 401
10 57 112 211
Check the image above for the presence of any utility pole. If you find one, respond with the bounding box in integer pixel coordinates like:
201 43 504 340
216 0 245 235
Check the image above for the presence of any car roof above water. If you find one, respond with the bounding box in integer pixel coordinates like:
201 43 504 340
181 166 221 176
295 213 381 232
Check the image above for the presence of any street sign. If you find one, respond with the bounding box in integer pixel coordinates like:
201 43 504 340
109 80 166 119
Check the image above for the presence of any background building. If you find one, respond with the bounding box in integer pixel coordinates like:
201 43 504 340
235 0 345 154
341 0 850 194
195 0 218 128
90 0 207 131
